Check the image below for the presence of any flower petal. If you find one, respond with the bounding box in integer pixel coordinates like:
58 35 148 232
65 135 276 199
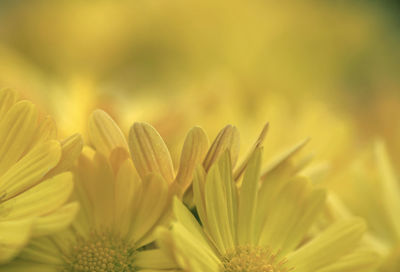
129 122 175 184
88 109 128 156
0 218 33 264
0 100 39 175
175 126 209 196
287 218 366 272
1 172 74 220
0 140 61 200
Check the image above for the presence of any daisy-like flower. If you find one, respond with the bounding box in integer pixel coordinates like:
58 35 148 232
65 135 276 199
333 141 400 272
0 109 185 271
0 88 82 264
157 147 381 272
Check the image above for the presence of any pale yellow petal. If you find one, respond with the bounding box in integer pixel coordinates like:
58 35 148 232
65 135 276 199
192 166 208 228
0 218 33 264
237 147 262 245
1 172 74 220
203 125 240 172
175 126 209 196
316 246 381 272
129 122 175 184
114 159 141 236
0 88 17 121
0 140 61 200
32 202 79 237
287 218 366 272
129 173 168 244
261 138 310 180
257 177 326 255
0 100 39 175
375 141 400 240
88 109 128 156
45 134 83 178
233 123 268 181
167 222 221 272
135 249 178 270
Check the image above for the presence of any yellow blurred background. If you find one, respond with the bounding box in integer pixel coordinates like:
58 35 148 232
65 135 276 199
0 0 399 171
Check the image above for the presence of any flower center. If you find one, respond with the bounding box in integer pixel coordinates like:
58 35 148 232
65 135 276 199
63 232 137 272
221 245 292 272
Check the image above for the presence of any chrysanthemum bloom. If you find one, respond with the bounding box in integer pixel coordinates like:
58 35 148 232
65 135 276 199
157 147 381 272
332 141 400 272
0 88 83 264
0 109 189 271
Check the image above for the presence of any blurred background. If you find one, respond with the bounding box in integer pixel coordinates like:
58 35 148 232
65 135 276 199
0 0 399 173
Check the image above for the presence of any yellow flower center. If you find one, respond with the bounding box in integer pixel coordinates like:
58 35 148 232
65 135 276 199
221 245 292 272
63 232 137 272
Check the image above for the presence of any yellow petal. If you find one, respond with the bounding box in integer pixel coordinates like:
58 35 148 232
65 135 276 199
1 172 74 220
234 123 268 181
114 159 141 236
237 147 262 245
175 126 209 196
135 249 178 270
287 218 366 272
0 140 61 200
315 246 381 272
257 177 326 255
129 173 169 244
0 218 33 264
88 109 128 156
32 202 79 237
375 141 400 240
0 88 17 122
203 125 240 172
192 166 208 228
0 100 39 175
17 236 63 265
261 138 310 180
167 222 221 271
45 134 83 178
129 122 175 184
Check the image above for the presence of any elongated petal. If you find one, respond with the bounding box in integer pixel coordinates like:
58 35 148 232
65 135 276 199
32 202 79 237
0 88 17 121
234 123 268 181
238 147 262 245
114 159 141 236
0 100 39 175
175 126 209 196
257 177 326 254
165 222 221 272
375 141 400 240
129 122 175 184
287 218 366 272
45 134 83 178
0 140 61 200
129 173 168 244
203 125 240 172
135 249 178 270
88 109 128 156
1 172 74 220
315 246 381 272
261 138 310 180
0 219 33 264
192 166 208 228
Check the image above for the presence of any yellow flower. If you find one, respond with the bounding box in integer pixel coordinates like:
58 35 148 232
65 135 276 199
0 88 82 264
157 148 380 272
332 141 400 272
0 109 180 271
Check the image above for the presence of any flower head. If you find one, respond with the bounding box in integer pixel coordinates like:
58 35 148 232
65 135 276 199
157 146 381 272
0 88 82 264
0 109 176 271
